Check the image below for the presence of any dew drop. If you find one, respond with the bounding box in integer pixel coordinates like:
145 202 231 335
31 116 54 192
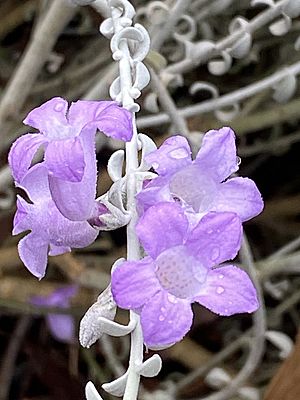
218 274 224 279
169 148 188 159
167 293 178 304
207 229 214 234
211 247 220 262
54 102 64 112
160 307 166 313
216 286 224 294
159 315 165 322
224 308 229 314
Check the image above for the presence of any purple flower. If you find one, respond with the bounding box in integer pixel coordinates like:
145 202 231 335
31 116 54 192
13 163 98 279
111 202 258 348
9 97 133 221
32 285 78 343
137 127 263 222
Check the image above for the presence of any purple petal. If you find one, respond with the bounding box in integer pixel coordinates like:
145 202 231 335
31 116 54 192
195 127 239 181
136 176 172 213
47 314 75 343
136 202 188 259
13 196 30 235
49 129 97 221
48 244 71 256
194 265 259 316
18 233 49 279
141 291 193 347
47 285 78 305
169 164 218 213
45 137 85 182
145 135 192 176
186 212 242 268
8 133 45 182
69 101 133 141
23 97 72 140
111 257 161 309
214 177 264 222
17 163 50 202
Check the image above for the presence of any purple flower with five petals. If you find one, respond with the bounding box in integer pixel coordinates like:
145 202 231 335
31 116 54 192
137 127 263 222
9 97 133 221
111 202 259 348
32 285 78 343
13 163 99 279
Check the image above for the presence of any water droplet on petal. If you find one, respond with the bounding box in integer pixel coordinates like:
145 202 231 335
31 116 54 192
159 315 165 322
54 102 65 112
167 293 178 304
218 274 224 279
161 307 166 313
207 229 214 234
169 148 189 159
224 308 229 314
211 247 220 262
216 286 224 294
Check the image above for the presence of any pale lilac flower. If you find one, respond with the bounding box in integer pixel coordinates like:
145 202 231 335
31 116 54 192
137 127 263 222
32 285 78 343
13 163 98 279
111 202 258 348
9 97 133 221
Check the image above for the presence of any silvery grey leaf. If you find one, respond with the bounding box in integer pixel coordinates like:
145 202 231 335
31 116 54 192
265 330 293 359
109 77 121 101
208 51 232 75
80 285 117 348
71 0 96 5
145 1 169 26
107 150 125 182
295 36 300 50
137 133 157 171
230 33 252 59
144 92 159 113
214 103 240 122
238 387 260 400
102 371 129 396
251 0 274 7
173 15 197 42
204 367 230 389
189 81 219 98
85 381 103 400
132 61 150 95
272 73 297 103
99 18 115 39
185 40 215 65
283 0 300 18
269 14 292 36
136 354 162 377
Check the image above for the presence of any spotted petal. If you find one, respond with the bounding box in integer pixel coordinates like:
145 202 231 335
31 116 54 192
141 291 193 347
111 257 160 309
194 265 259 316
186 212 242 268
136 202 188 259
195 127 239 181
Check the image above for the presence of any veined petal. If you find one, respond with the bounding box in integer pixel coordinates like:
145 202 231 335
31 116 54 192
194 265 259 316
18 233 49 279
186 212 242 268
48 244 71 256
111 257 160 309
136 202 188 259
195 127 238 181
8 133 45 182
17 163 50 202
45 137 85 182
145 135 192 176
23 97 72 140
214 177 264 221
141 291 193 347
136 176 172 213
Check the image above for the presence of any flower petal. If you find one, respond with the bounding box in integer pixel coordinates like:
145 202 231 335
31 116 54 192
18 233 49 279
48 244 71 256
136 202 188 259
23 97 71 140
194 265 259 316
141 291 193 347
47 314 75 343
69 101 133 141
8 133 45 182
136 176 172 214
45 137 85 182
214 177 264 221
49 129 97 220
111 257 160 309
13 195 30 235
17 163 50 203
145 135 192 176
195 127 238 181
186 212 242 268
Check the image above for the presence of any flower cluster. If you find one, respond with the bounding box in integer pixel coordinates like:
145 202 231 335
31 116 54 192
9 97 133 279
111 127 263 348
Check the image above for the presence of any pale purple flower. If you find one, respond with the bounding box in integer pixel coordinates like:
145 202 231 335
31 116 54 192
111 202 258 348
13 163 98 279
32 285 78 343
137 127 263 222
9 97 133 221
